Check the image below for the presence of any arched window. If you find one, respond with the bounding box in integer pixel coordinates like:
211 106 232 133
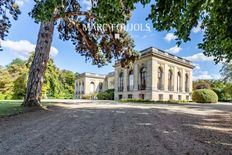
128 70 134 91
140 67 146 90
168 70 173 91
118 72 124 91
158 67 164 90
177 72 182 92
99 82 103 92
185 74 189 92
90 82 95 94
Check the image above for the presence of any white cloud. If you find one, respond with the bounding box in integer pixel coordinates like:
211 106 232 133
193 71 221 81
165 45 182 54
82 0 92 10
192 22 203 33
1 40 58 58
184 53 214 62
193 63 200 70
15 0 28 7
164 33 177 42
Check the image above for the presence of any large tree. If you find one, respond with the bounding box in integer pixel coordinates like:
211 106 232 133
23 0 149 107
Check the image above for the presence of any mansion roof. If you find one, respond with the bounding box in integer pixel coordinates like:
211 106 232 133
115 47 194 69
78 72 115 79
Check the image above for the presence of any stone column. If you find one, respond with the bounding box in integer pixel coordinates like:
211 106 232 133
84 79 87 95
146 59 152 91
152 58 157 90
173 66 177 92
114 68 119 92
181 69 185 92
134 63 139 91
189 70 193 93
164 64 169 91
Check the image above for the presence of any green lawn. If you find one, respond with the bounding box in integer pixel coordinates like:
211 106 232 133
0 100 53 117
0 100 24 117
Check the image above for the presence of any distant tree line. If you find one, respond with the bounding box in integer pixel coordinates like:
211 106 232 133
193 64 232 101
0 55 78 100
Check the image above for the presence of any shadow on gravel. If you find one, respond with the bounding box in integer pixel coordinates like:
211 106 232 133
0 103 231 155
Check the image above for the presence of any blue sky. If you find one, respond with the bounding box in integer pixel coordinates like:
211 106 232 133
0 0 222 80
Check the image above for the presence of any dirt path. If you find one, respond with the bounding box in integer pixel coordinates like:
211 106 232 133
0 101 232 155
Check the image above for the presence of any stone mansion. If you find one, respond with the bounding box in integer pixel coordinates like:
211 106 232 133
75 47 194 101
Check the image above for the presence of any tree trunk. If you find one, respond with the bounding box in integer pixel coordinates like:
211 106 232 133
22 20 54 107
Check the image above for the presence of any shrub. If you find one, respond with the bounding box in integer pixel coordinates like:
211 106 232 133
192 89 218 103
213 88 226 101
82 95 92 100
97 89 114 100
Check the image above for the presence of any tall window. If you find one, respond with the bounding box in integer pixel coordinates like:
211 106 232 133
90 82 95 94
185 74 189 92
99 82 103 92
158 67 163 90
177 72 182 92
118 72 124 91
168 69 173 91
128 70 134 91
140 67 146 90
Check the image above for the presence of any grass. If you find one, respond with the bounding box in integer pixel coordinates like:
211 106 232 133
0 100 53 117
0 100 24 117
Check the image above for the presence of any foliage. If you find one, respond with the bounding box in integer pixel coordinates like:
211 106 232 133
82 95 93 100
0 67 13 99
193 80 211 90
26 0 154 67
147 0 232 63
0 0 21 47
0 56 77 100
220 63 232 83
193 79 232 101
97 89 114 100
192 89 218 103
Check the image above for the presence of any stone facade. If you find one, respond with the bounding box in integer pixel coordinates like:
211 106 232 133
114 47 194 101
75 47 194 101
75 72 114 99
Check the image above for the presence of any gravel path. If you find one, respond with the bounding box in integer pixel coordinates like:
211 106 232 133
0 101 232 155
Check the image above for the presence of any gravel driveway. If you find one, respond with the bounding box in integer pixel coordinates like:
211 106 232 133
0 101 232 155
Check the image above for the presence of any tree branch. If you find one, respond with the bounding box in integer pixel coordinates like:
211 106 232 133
63 17 94 50
53 11 94 20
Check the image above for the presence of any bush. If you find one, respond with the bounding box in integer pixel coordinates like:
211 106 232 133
82 95 92 100
192 89 218 103
97 89 114 100
213 88 226 101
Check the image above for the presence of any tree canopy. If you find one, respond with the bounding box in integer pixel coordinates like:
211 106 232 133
0 56 77 100
1 0 232 64
147 0 232 63
28 0 153 67
0 0 20 49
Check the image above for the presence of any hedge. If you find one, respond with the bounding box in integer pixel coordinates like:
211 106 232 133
97 89 114 100
192 89 218 103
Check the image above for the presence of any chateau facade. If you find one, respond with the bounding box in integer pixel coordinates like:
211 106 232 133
75 72 114 99
75 47 194 101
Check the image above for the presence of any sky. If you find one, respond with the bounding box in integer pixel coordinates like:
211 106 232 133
0 0 222 80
